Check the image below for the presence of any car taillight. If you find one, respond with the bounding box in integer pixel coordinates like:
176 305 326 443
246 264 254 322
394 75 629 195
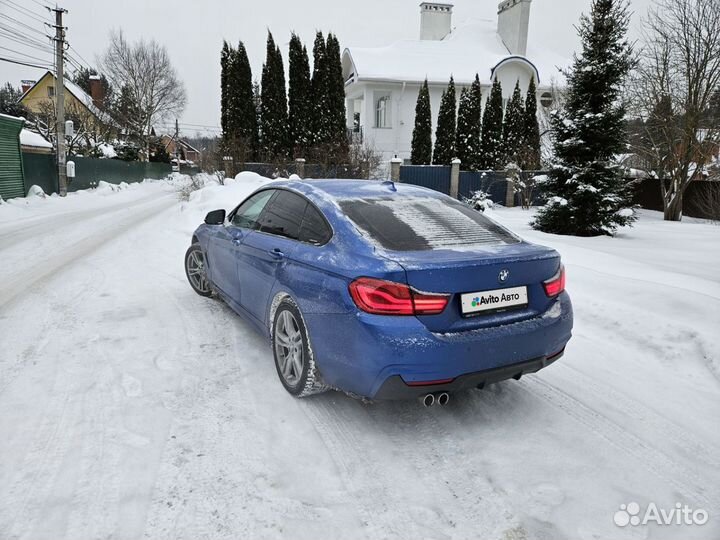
543 265 566 298
349 277 449 316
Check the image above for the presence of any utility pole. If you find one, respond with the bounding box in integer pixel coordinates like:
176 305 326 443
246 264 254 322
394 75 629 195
51 6 68 196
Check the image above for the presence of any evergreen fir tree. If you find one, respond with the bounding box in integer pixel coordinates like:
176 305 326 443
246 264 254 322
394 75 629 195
503 80 525 166
220 41 231 144
310 31 328 148
522 76 542 169
227 41 259 160
479 78 504 170
411 79 432 165
325 33 349 161
433 76 457 165
455 74 482 170
288 33 312 156
260 31 288 159
532 0 635 236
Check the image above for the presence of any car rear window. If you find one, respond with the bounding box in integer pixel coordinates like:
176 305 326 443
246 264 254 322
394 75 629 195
338 196 519 251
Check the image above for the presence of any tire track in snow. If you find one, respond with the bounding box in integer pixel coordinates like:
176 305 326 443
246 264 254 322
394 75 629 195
0 194 176 308
517 377 720 510
365 401 522 539
300 397 447 539
558 363 720 470
0 190 168 251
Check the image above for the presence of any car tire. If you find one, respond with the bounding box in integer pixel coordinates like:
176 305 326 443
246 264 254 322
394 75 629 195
185 243 213 297
272 298 328 397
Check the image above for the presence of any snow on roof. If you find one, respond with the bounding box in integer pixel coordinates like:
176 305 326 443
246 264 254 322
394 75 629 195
20 129 52 148
345 19 568 87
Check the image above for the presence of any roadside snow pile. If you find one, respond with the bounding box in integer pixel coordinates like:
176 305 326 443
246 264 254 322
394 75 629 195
26 185 47 198
178 171 274 234
96 180 132 194
0 179 175 225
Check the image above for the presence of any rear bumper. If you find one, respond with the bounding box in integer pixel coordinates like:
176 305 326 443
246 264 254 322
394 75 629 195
373 349 564 400
303 292 573 400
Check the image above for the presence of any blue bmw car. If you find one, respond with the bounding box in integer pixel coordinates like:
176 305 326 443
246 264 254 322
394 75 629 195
185 179 573 404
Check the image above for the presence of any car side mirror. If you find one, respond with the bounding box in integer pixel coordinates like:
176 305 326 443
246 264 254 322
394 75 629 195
205 209 226 225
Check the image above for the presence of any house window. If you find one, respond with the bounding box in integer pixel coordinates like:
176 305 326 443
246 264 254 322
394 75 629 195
540 92 554 108
375 95 391 128
47 86 55 98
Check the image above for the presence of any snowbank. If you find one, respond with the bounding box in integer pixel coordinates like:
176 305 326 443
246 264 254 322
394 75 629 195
179 171 274 233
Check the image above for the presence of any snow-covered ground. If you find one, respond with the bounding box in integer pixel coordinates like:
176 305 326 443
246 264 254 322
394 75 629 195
0 176 718 540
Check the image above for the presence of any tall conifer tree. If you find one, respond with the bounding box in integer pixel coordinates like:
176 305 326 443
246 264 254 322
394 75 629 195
455 74 482 170
523 76 542 170
325 33 348 160
411 79 433 165
260 31 288 159
288 33 312 156
479 78 504 170
310 32 328 148
503 80 525 166
433 76 457 165
533 0 635 236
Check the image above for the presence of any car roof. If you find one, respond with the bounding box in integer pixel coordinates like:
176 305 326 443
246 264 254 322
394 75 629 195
271 178 445 201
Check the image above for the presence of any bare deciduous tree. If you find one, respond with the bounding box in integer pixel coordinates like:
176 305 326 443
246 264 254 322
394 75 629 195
102 29 186 159
628 0 720 221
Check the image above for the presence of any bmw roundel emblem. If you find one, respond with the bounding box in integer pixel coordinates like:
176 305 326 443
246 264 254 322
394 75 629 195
498 269 510 283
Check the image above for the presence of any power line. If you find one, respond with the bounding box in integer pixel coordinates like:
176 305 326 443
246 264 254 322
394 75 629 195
0 0 50 25
0 29 53 53
0 55 52 69
26 0 53 10
0 44 51 63
0 22 51 48
0 13 47 37
68 43 93 70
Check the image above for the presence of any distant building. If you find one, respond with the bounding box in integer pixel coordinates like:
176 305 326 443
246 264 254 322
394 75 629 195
19 71 114 137
160 134 201 163
342 0 566 162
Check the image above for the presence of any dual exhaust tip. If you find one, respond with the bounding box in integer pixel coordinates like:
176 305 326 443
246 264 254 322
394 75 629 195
421 392 450 407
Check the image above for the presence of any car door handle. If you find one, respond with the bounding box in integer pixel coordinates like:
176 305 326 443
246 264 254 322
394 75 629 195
268 248 285 260
232 238 242 246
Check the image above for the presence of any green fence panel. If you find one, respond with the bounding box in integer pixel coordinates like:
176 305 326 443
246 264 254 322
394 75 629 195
67 157 172 191
0 115 25 200
22 153 58 196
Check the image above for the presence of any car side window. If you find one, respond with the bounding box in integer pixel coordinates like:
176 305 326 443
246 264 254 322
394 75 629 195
299 204 332 245
232 190 275 229
256 190 307 240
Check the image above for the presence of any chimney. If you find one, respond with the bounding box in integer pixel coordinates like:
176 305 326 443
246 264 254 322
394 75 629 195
497 0 532 56
21 80 35 94
88 75 105 108
419 2 454 41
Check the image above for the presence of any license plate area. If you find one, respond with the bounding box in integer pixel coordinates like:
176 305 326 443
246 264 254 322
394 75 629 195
460 286 528 316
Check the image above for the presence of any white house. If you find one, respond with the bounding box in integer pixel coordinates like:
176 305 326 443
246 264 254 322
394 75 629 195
342 0 566 163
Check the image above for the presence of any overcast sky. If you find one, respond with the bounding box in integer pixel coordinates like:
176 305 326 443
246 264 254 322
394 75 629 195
1 0 653 137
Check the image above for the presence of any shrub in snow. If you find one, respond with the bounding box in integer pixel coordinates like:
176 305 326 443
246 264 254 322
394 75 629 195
289 173 301 181
27 185 46 198
464 190 494 212
532 0 636 237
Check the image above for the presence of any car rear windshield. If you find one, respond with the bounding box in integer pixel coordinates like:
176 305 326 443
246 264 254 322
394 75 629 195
338 195 519 251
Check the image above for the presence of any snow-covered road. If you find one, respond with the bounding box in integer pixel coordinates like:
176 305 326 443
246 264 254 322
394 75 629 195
0 178 718 540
